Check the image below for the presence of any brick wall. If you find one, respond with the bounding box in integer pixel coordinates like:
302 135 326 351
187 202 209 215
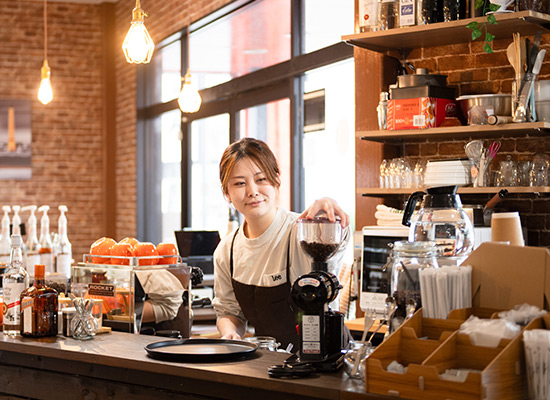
0 1 105 260
356 32 550 247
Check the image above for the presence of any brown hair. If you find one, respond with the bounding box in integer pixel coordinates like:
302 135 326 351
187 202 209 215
219 138 280 196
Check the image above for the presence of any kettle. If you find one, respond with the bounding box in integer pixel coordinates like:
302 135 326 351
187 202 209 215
402 185 475 264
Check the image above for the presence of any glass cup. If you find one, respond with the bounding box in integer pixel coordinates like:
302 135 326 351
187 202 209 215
343 341 372 380
518 161 531 186
498 156 518 187
529 154 550 187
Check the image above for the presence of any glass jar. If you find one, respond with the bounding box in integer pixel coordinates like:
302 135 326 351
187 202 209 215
244 336 280 351
378 0 398 30
387 241 439 332
70 299 98 340
343 341 371 380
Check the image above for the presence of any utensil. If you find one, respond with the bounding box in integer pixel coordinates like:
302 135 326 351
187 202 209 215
488 141 501 161
465 140 484 162
350 309 376 375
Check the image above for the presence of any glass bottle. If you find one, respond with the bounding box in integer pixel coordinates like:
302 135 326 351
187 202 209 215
357 0 380 32
22 206 40 274
38 206 54 273
387 241 438 333
442 0 461 21
20 264 58 337
0 206 11 265
2 234 30 336
54 205 72 276
378 0 398 30
417 0 440 24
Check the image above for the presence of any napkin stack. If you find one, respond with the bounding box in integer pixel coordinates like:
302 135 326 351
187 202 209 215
419 265 472 319
524 329 550 400
375 204 407 227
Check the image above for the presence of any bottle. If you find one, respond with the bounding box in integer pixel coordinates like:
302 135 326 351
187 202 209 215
442 0 461 21
55 205 72 276
38 205 54 273
11 205 22 236
20 264 58 337
377 92 389 130
399 0 416 26
417 0 440 24
0 206 11 265
22 206 40 274
357 0 380 32
2 234 30 336
226 206 239 236
378 0 398 30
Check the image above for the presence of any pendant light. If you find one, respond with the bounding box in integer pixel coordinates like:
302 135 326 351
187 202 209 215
37 0 53 105
178 29 201 113
122 0 155 64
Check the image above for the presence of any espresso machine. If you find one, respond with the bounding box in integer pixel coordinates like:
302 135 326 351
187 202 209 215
289 217 345 369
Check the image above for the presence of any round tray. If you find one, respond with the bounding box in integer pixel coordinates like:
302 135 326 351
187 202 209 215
144 338 258 362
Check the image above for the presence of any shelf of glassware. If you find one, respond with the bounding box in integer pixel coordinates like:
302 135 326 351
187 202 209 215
358 186 550 196
356 121 550 142
342 10 550 58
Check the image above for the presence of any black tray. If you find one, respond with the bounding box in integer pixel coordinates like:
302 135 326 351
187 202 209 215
144 338 258 362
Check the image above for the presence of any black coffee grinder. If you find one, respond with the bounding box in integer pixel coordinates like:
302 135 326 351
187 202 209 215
289 217 345 369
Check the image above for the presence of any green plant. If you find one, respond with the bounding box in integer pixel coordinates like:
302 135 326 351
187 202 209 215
466 0 503 53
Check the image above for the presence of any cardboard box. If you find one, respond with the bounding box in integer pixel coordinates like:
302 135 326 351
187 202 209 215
387 97 456 130
365 243 550 399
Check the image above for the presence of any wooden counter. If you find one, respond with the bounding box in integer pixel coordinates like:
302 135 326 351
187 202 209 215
0 332 387 400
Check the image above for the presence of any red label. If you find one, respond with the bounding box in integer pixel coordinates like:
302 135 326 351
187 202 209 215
6 300 20 309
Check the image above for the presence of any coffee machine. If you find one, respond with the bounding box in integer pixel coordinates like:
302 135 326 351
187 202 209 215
289 217 345 369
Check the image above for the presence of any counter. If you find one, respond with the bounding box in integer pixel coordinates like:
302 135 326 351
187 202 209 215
0 332 384 400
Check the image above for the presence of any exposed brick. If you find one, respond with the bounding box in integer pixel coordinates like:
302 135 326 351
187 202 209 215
423 43 469 58
459 81 501 94
420 142 438 157
526 215 546 230
438 141 468 157
489 66 514 80
526 230 540 246
476 51 509 68
438 55 476 72
457 69 489 83
500 199 533 213
533 198 550 214
515 137 550 153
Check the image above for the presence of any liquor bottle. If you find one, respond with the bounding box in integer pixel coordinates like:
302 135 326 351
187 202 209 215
22 206 41 274
38 205 54 273
0 206 11 265
54 205 72 276
2 234 29 336
20 264 58 337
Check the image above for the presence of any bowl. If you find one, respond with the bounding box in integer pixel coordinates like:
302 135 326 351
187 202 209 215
456 94 512 122
535 100 550 122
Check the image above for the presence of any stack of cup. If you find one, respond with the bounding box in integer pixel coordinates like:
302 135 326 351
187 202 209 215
491 212 524 246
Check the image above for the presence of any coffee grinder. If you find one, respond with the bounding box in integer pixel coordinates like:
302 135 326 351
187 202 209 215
289 217 345 369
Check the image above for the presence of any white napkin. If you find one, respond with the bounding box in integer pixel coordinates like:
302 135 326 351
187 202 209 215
459 316 521 347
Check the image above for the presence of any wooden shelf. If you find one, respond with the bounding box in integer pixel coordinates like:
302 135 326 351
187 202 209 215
342 10 550 58
357 121 550 142
358 186 550 197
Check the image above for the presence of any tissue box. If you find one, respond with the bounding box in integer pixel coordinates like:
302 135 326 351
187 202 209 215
387 97 455 130
366 243 550 399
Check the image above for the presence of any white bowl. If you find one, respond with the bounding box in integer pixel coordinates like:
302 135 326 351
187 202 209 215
535 80 550 102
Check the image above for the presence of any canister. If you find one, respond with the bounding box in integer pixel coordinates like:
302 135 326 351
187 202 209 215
62 307 76 337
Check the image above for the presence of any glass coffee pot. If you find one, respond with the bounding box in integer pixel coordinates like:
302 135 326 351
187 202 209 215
402 185 475 265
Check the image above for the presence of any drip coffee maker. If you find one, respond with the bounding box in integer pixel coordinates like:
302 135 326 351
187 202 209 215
290 217 345 368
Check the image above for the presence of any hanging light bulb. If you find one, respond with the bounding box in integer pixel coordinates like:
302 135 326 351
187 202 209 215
178 70 202 113
122 0 154 64
37 0 53 105
38 60 53 105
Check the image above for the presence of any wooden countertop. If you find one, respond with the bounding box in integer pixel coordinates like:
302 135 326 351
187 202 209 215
0 332 387 400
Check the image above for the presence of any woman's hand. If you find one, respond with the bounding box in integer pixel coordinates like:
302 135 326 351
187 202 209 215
217 315 246 340
221 332 243 341
299 197 349 228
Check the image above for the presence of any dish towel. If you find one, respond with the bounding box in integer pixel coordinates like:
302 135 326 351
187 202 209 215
375 204 407 227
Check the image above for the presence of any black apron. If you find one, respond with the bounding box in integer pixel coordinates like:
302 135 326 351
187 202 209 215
230 228 300 351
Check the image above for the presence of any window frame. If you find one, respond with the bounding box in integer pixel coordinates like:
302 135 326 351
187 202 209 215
136 0 353 238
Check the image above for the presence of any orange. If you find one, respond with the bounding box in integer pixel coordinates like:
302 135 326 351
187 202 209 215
90 237 116 264
134 242 159 266
157 242 178 264
120 237 139 249
111 242 136 265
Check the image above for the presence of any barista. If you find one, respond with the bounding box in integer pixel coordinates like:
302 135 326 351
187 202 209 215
212 138 349 350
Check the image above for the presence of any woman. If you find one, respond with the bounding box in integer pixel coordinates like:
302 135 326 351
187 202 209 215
212 138 349 350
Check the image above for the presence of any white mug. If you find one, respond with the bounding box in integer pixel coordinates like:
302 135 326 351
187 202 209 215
489 0 514 11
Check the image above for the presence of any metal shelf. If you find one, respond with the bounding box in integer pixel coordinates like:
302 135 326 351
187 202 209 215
357 122 550 142
342 10 550 58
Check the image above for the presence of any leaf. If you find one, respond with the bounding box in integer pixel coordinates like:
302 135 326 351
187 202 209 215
483 43 494 53
475 0 485 9
487 14 498 24
466 21 479 29
486 32 495 42
472 29 483 40
489 3 501 11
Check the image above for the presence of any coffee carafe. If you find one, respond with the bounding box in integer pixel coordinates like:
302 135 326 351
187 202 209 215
402 185 475 265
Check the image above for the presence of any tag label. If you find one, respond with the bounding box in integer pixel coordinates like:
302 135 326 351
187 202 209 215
88 283 115 297
22 296 33 334
302 315 321 354
263 272 286 286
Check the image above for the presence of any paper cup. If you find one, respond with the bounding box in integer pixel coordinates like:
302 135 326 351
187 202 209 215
491 212 524 246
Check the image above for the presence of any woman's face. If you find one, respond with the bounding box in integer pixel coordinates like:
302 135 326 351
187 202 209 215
226 157 278 222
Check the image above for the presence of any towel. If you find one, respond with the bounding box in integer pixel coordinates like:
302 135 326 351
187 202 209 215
375 204 407 226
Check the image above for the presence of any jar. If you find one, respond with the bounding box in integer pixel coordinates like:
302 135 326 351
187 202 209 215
378 0 398 30
244 336 279 351
417 0 439 24
62 307 76 337
343 341 372 380
70 299 98 340
386 241 439 332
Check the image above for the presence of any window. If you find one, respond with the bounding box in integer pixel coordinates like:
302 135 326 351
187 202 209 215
137 0 354 244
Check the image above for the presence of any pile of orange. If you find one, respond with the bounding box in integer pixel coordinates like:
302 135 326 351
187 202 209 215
89 237 178 266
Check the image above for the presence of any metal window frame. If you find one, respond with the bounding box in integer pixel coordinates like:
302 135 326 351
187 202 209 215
136 0 353 237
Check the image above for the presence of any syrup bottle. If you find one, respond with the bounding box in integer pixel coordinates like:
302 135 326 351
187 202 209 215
22 206 40 274
54 205 72 276
20 264 58 337
2 234 29 336
0 206 11 265
38 205 54 273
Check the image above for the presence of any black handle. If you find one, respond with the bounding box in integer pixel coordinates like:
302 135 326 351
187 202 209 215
402 191 426 227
